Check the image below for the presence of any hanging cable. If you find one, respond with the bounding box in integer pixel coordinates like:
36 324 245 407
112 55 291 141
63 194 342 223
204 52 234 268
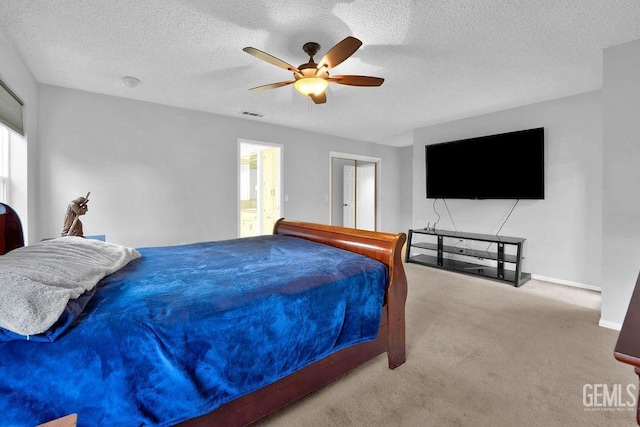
442 199 471 251
486 199 520 251
432 198 441 230
442 199 457 232
496 199 519 236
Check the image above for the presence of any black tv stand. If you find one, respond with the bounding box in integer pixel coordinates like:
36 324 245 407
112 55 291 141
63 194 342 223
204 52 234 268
405 228 531 287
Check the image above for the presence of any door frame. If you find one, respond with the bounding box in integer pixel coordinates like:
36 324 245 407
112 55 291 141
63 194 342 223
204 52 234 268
329 151 381 231
237 138 284 237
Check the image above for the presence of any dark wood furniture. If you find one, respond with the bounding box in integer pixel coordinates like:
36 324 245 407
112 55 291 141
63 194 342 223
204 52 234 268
406 228 530 287
0 207 407 426
614 271 640 425
0 202 23 255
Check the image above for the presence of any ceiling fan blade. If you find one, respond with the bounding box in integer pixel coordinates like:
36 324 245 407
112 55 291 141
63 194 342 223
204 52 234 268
329 75 384 87
317 36 362 70
311 92 327 104
243 47 301 73
248 80 295 92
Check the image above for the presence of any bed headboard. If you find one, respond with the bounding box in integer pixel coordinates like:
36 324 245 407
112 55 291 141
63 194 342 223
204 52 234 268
273 218 405 270
0 203 24 255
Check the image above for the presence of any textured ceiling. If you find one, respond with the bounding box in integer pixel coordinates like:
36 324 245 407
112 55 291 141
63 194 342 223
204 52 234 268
1 1 640 146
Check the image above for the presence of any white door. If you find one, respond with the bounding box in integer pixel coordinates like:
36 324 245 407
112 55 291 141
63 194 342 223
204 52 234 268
261 147 278 234
239 142 282 237
331 154 379 231
343 165 356 228
356 163 376 231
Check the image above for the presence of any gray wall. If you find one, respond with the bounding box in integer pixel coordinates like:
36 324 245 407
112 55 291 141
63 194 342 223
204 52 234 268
413 91 603 288
398 145 414 235
37 85 408 248
0 28 39 241
602 39 640 327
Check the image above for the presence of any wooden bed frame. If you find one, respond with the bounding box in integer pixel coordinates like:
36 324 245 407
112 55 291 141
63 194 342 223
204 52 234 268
0 205 407 426
614 271 640 425
179 219 407 426
0 203 24 255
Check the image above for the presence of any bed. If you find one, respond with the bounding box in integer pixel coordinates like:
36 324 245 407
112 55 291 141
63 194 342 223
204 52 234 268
0 203 407 426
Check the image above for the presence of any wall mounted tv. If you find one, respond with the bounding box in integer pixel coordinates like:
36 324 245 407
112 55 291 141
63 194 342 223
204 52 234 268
425 127 544 200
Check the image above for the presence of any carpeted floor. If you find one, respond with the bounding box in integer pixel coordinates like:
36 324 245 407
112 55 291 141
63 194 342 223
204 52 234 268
258 262 635 426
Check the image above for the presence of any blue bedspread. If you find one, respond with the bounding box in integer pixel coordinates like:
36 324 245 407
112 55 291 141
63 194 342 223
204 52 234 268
0 235 387 426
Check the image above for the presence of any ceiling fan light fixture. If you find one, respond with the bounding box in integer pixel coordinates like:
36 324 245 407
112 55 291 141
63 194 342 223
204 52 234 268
243 37 383 104
294 77 328 97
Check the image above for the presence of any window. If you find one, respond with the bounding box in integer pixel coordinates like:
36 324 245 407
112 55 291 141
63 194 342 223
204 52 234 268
0 125 9 203
0 79 24 136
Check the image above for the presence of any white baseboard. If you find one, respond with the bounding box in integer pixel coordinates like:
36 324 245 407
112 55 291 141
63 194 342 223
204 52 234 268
531 274 601 292
523 274 620 330
599 318 622 331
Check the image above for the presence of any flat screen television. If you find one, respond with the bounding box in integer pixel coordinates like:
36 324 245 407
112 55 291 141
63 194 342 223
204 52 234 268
425 127 544 199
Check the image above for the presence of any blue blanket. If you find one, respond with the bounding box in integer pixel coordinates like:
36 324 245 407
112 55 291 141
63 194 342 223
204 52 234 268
0 235 387 426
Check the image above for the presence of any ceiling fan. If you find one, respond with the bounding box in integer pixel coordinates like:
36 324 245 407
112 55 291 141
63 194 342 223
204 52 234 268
242 36 384 104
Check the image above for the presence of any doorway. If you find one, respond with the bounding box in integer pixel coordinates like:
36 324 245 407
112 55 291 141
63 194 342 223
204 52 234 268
330 153 379 231
238 141 282 237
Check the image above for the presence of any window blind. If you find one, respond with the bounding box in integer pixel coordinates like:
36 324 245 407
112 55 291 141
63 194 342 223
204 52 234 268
0 79 24 136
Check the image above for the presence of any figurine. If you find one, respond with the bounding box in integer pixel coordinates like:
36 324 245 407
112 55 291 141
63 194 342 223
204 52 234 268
61 192 90 237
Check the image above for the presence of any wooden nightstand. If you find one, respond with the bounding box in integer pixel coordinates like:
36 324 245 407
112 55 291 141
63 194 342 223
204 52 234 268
37 413 77 427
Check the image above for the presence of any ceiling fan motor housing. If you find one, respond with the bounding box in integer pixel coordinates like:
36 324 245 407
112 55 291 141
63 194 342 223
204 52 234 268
302 42 321 59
